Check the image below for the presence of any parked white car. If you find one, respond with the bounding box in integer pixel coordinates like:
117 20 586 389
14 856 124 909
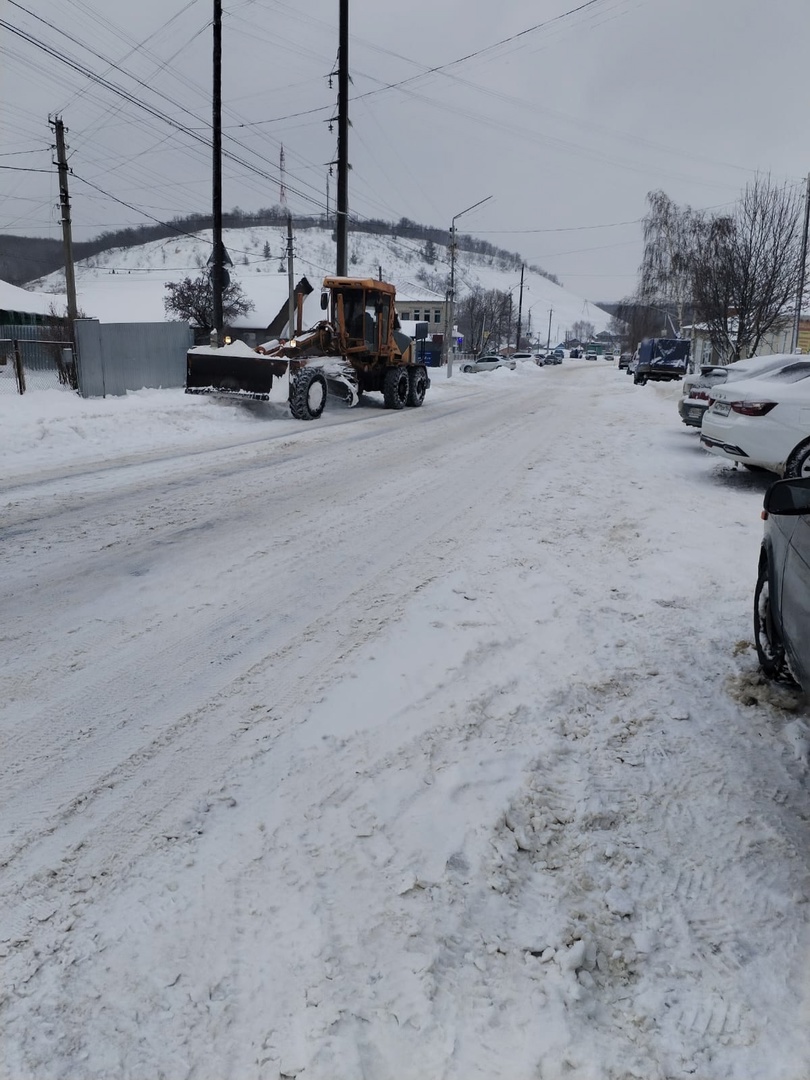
700 361 810 475
460 355 517 373
679 353 805 428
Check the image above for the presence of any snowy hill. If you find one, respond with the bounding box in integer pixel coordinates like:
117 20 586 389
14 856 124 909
30 225 612 339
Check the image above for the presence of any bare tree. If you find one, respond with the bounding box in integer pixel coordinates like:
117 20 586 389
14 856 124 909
691 177 803 360
163 273 254 331
614 299 672 351
457 287 514 353
638 190 700 330
571 320 595 343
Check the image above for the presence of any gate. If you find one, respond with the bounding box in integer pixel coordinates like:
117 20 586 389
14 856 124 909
74 320 193 397
0 324 76 395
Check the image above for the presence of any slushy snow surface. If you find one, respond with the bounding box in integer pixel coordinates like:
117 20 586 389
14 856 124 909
2 360 810 1079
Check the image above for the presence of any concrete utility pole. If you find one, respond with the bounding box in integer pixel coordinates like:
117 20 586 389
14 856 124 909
792 172 810 353
286 214 295 338
546 308 553 350
443 194 493 377
211 0 224 343
336 0 349 276
50 116 78 323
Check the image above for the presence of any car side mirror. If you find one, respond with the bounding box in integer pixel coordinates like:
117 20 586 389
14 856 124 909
320 292 329 311
763 477 810 516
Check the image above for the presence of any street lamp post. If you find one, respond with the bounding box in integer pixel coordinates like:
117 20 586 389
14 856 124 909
443 195 493 377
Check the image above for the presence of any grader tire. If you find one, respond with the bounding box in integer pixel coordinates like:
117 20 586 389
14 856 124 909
383 367 409 410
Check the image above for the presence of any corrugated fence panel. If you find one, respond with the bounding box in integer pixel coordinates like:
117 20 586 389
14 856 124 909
76 320 193 397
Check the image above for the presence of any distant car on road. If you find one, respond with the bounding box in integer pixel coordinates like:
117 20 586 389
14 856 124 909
754 476 810 693
460 354 517 373
618 353 632 370
511 352 536 364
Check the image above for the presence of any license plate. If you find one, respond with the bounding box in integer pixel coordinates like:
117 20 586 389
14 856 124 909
713 401 730 416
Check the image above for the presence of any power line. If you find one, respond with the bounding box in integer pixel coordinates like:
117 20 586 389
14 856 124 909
0 165 53 173
0 16 330 215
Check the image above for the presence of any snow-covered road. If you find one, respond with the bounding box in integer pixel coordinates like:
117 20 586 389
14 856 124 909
2 363 810 1079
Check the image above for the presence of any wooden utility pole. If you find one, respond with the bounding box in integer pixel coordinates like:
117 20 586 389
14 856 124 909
286 214 295 338
792 172 810 353
336 0 349 276
212 0 224 342
50 116 78 323
515 263 525 350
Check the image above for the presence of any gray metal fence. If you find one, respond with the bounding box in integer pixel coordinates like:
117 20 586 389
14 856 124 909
0 324 76 395
75 320 193 398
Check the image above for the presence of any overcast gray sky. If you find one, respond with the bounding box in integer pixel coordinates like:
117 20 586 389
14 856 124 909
1 0 808 302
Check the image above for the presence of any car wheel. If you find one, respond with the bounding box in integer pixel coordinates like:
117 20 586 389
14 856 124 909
784 438 810 479
754 563 796 683
461 365 473 373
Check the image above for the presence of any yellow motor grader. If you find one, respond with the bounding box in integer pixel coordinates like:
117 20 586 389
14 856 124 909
185 277 430 420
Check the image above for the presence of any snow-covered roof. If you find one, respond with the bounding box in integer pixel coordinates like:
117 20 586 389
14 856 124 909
391 280 445 304
0 278 66 317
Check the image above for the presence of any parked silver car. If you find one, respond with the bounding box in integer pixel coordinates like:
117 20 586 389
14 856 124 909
754 476 810 692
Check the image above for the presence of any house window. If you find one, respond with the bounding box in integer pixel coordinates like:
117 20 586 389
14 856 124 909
412 309 420 321
434 309 441 323
400 310 411 320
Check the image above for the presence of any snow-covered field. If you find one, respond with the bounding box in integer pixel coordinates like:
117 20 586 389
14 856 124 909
2 361 810 1080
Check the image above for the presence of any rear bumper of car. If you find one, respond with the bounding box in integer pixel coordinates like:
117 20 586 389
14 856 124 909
638 368 683 381
701 408 795 473
699 432 749 458
678 399 708 427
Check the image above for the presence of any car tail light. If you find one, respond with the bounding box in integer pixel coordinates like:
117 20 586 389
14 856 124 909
690 390 711 401
729 400 777 416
